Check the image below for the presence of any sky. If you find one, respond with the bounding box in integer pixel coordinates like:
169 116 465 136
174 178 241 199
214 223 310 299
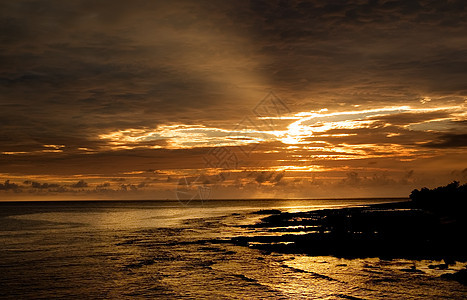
1 0 466 200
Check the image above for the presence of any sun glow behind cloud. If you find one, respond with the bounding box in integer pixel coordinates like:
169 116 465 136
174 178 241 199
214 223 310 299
97 104 465 155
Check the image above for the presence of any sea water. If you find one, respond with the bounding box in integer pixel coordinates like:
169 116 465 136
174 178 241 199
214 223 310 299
0 199 465 299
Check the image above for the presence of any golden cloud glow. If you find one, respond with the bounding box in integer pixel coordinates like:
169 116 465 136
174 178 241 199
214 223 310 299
1 151 29 155
94 104 465 172
98 124 276 149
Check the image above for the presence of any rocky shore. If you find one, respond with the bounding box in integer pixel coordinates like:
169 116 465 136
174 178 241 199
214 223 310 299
232 201 465 262
232 202 467 263
231 182 467 263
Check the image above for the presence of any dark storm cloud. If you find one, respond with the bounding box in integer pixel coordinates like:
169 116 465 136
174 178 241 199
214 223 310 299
70 180 88 188
0 147 209 176
0 180 20 191
228 0 467 106
0 0 267 154
2 0 467 149
340 171 416 187
0 178 155 196
24 181 60 189
423 133 467 148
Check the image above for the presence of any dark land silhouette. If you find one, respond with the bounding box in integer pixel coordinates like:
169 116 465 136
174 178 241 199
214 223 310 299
410 181 467 218
222 182 467 284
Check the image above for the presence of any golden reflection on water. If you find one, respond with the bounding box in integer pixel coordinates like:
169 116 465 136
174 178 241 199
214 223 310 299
1 200 467 299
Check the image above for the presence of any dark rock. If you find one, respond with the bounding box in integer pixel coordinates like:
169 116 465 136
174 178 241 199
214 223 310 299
428 263 449 270
441 268 467 285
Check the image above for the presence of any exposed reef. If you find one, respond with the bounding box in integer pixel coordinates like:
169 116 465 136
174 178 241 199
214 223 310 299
229 182 467 262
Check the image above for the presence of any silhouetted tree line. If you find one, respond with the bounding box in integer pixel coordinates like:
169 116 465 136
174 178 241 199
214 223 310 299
410 181 467 217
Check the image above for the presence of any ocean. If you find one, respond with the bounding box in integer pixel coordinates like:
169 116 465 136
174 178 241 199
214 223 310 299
0 199 465 299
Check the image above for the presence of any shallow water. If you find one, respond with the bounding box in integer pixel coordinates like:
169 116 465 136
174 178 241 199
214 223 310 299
0 199 465 299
